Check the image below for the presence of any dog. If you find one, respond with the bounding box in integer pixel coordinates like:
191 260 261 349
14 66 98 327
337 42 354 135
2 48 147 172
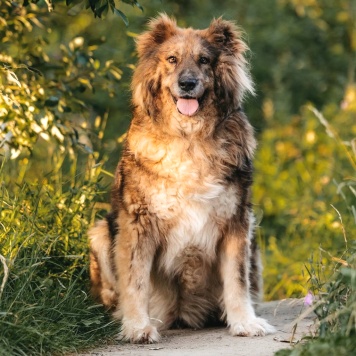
89 14 275 343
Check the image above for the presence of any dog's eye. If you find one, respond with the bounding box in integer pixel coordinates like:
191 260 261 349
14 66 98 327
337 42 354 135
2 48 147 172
199 57 210 64
167 56 177 64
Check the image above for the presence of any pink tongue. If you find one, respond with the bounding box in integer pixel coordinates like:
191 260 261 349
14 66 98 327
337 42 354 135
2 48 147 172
177 98 199 116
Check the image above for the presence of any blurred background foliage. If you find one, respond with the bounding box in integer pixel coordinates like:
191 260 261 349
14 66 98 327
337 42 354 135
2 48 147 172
0 0 355 354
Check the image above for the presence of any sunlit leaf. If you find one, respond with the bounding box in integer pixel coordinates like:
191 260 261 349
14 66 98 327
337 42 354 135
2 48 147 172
7 71 21 87
109 67 122 80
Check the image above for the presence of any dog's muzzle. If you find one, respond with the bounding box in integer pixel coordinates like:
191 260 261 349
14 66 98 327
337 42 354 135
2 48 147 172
174 76 202 116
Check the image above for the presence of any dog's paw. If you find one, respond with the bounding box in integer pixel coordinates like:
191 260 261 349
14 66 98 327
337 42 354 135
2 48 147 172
120 324 160 344
229 317 276 337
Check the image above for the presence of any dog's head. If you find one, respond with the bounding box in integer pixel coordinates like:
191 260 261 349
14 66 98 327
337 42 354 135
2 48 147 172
132 14 254 133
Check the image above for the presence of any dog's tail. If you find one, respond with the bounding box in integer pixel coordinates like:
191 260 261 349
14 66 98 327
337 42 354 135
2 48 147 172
88 219 118 309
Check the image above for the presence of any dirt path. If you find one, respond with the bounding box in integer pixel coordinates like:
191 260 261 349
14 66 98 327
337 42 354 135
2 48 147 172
80 299 315 356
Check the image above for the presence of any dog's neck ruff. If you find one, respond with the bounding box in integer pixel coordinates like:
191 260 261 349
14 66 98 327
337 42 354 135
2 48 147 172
217 106 243 127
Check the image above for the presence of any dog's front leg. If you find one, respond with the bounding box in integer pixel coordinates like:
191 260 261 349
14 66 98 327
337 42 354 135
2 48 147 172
114 219 160 343
220 224 275 336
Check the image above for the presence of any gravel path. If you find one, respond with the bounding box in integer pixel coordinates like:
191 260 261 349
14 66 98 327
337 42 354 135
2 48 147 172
79 298 315 356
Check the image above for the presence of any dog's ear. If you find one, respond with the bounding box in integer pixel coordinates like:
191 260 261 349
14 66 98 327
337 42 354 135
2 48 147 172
136 14 178 58
204 18 254 108
205 18 246 53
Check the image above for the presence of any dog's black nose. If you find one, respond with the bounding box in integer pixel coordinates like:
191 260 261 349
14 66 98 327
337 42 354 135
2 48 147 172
179 78 198 92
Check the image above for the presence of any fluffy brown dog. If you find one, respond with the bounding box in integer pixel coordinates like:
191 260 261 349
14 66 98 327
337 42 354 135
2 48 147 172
89 14 275 343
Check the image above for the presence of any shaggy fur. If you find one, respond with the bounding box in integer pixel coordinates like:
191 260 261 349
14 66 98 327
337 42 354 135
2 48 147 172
89 14 275 343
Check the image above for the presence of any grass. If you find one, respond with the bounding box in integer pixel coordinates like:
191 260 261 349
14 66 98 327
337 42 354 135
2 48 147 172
0 153 118 355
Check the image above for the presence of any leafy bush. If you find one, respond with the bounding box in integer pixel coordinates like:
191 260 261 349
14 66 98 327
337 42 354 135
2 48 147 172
0 0 122 159
254 102 356 300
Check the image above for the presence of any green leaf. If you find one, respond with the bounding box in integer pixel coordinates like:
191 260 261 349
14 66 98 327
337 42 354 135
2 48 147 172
122 0 143 11
113 8 129 26
340 268 356 286
88 0 95 12
108 0 115 12
95 3 108 18
134 0 144 12
27 66 43 76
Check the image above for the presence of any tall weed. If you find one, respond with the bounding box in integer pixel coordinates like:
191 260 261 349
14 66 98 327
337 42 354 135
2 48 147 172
275 108 356 355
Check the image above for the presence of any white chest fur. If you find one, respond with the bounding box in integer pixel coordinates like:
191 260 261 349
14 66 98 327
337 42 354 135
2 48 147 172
147 175 239 273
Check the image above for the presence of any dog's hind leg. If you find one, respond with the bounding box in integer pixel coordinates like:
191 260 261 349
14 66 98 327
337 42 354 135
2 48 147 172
247 215 263 302
89 219 118 309
148 281 178 331
249 234 263 303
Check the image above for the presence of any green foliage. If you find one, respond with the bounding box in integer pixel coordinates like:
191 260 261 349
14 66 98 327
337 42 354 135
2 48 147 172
0 0 122 159
23 0 143 23
0 156 118 355
66 0 143 23
253 0 355 115
254 103 356 299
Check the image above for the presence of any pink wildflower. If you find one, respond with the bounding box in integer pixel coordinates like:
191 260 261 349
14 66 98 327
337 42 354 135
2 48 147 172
304 291 313 306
